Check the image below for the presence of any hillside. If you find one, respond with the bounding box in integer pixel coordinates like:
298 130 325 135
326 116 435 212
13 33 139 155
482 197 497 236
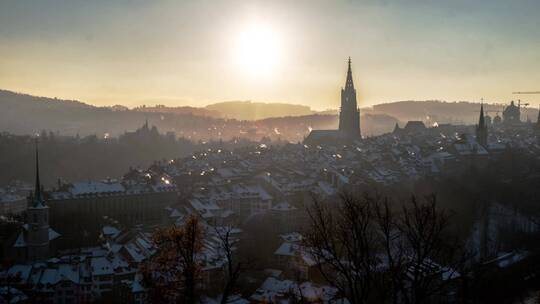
1 89 537 141
367 100 539 125
133 104 222 118
205 100 314 120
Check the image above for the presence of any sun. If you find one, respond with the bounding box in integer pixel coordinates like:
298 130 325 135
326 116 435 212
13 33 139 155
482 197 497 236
232 22 282 76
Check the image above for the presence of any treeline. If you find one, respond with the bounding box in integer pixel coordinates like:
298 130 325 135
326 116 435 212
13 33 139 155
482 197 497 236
370 100 540 125
0 89 400 141
0 130 195 186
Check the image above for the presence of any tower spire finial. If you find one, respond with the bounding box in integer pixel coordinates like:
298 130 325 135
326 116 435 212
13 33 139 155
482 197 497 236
345 57 354 90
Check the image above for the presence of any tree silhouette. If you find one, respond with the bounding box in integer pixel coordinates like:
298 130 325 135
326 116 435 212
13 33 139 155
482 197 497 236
140 216 204 304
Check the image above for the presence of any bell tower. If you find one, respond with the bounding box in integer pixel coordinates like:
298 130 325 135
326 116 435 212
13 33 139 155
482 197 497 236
26 140 51 260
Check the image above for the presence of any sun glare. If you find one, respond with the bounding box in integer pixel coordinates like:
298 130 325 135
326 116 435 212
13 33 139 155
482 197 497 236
232 22 282 76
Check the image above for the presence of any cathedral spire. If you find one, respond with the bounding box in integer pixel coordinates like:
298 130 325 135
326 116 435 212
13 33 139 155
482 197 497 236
345 57 354 90
478 102 485 128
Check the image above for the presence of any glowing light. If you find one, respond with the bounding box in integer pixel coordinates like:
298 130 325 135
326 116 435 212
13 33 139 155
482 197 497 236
232 21 282 76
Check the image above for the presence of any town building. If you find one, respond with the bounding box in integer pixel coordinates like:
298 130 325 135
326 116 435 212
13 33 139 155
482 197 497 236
46 172 177 249
0 193 26 216
503 100 521 124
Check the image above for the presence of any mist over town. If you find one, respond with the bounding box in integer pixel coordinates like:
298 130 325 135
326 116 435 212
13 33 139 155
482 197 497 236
1 1 540 303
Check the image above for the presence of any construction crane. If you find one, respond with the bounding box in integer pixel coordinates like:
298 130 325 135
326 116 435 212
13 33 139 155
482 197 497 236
513 92 539 122
518 100 530 108
513 92 536 108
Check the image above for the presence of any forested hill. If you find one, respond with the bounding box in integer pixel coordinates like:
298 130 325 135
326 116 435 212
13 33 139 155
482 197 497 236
369 100 540 125
205 101 314 120
0 89 398 139
2 89 538 139
0 90 229 137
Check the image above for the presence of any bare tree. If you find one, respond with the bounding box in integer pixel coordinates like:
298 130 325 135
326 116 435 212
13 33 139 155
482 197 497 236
374 198 407 304
213 225 249 304
303 192 379 304
398 195 465 304
304 192 467 304
140 215 204 304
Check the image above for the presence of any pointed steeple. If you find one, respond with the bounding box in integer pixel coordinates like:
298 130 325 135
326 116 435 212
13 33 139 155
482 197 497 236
33 139 44 207
476 101 488 147
345 57 354 90
478 102 485 128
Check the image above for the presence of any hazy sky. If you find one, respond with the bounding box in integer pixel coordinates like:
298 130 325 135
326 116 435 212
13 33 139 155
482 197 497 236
1 0 539 109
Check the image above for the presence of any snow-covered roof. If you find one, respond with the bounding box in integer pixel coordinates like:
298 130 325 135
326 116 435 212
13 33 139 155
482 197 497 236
48 228 61 241
271 201 297 211
7 265 32 282
0 193 24 203
102 226 121 238
70 181 125 196
13 232 26 248
0 286 28 303
274 242 295 257
91 257 113 276
124 243 147 263
280 232 303 243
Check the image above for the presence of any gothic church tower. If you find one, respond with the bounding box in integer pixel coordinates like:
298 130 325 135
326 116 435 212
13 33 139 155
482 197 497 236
338 57 361 139
26 142 51 260
476 103 488 147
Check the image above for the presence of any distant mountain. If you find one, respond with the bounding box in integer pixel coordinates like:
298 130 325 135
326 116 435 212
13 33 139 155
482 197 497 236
0 89 222 137
0 89 105 135
2 89 537 141
205 101 315 120
133 105 222 118
366 100 539 125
